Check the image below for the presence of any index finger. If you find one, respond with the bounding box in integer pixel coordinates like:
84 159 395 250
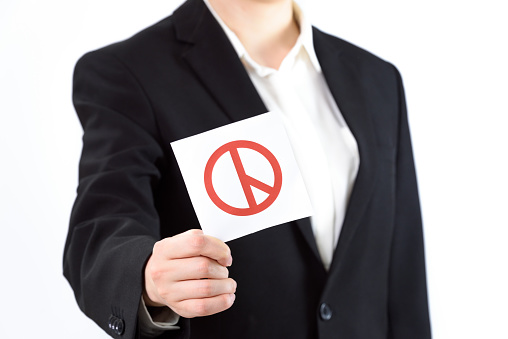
156 229 233 267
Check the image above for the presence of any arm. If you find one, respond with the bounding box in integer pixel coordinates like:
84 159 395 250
63 49 165 338
388 67 432 339
63 50 235 339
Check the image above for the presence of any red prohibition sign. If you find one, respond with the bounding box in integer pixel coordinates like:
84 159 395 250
204 140 283 216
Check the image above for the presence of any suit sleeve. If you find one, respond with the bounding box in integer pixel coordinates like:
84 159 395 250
63 50 169 338
388 67 432 338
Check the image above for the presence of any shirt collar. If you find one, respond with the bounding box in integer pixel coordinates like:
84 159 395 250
292 3 322 73
203 0 322 76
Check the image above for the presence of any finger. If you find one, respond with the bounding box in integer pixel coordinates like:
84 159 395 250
151 256 229 282
156 230 233 267
170 278 237 301
171 293 236 318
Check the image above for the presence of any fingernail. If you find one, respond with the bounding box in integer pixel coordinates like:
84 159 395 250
230 294 236 303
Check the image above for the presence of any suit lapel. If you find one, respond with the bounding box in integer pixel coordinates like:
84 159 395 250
172 2 377 266
172 2 379 271
313 28 379 273
173 0 375 270
173 0 267 122
294 218 322 265
173 0 323 260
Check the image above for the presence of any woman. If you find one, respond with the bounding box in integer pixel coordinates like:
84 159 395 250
64 0 432 338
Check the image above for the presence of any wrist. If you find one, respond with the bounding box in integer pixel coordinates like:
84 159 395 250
143 286 165 307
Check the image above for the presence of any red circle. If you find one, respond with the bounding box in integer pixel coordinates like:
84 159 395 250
204 140 283 216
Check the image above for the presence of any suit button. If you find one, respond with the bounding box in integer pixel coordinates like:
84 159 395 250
319 303 333 321
108 315 125 335
108 315 115 329
113 318 125 335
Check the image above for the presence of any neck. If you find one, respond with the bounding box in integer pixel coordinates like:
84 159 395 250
208 0 300 69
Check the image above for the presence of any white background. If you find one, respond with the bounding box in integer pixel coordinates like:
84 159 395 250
1 0 506 337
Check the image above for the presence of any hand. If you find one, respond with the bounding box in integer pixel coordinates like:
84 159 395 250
143 229 236 318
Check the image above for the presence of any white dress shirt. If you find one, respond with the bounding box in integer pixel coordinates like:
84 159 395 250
139 1 360 334
205 0 359 268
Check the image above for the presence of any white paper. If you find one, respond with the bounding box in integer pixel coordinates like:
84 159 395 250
171 112 313 242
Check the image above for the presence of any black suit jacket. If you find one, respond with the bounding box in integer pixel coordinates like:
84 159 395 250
63 0 431 338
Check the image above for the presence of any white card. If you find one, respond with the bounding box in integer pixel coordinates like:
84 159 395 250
171 112 313 242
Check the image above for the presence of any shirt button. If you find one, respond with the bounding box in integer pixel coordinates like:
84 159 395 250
319 303 333 321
